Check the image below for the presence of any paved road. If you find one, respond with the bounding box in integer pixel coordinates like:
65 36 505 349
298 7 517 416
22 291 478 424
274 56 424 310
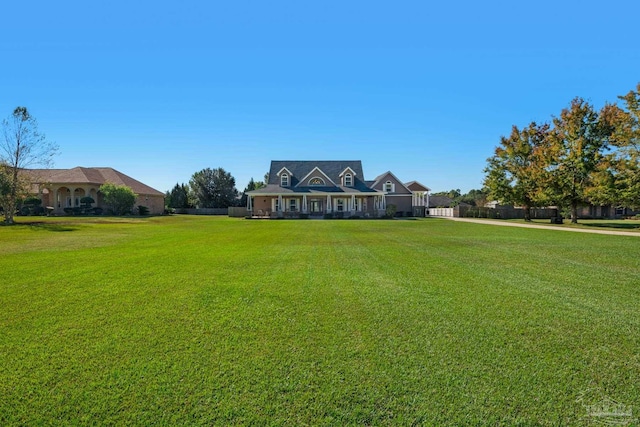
436 216 640 237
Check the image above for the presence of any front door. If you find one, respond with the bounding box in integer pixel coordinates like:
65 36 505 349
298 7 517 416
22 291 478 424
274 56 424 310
310 199 322 214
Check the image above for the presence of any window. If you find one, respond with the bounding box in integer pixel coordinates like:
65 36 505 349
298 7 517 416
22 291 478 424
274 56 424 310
384 181 394 193
281 174 288 187
336 199 344 211
289 199 297 212
309 177 324 185
344 173 352 186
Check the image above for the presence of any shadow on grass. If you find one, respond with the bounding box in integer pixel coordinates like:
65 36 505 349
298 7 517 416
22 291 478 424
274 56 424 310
24 222 78 232
581 222 640 230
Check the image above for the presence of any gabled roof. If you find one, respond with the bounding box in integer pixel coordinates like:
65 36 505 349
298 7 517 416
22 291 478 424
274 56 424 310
296 166 337 187
267 161 365 187
370 171 412 193
405 181 431 192
428 195 455 208
276 166 293 176
338 166 357 177
23 167 164 196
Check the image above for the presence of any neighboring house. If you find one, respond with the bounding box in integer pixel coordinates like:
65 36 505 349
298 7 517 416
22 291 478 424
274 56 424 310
577 204 638 219
428 195 456 209
22 167 165 215
246 160 430 218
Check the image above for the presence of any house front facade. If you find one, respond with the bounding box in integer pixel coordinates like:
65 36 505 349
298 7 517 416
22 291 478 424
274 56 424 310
246 161 430 218
22 167 165 215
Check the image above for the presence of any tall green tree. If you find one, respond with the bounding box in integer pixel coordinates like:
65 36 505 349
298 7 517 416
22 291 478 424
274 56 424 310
1 107 58 224
459 188 489 207
484 122 549 221
239 177 266 207
165 183 192 209
0 164 11 214
189 167 238 208
591 83 640 209
545 98 616 223
100 183 137 215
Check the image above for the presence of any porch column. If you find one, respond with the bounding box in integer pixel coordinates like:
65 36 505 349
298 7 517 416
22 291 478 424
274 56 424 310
351 195 356 214
326 194 332 213
382 194 386 210
426 192 430 212
302 195 307 213
278 195 283 212
247 195 252 211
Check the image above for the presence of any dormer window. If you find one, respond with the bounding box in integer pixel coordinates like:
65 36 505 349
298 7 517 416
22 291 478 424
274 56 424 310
344 173 353 187
281 174 289 187
384 181 394 193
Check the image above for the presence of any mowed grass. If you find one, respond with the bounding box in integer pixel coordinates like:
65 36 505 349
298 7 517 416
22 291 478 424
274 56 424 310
1 216 638 425
504 217 640 232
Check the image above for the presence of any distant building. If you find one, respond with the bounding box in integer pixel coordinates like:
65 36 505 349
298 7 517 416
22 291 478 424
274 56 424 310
22 167 165 215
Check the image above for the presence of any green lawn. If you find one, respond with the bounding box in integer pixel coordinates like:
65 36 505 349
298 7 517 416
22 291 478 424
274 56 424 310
1 216 638 425
504 217 640 232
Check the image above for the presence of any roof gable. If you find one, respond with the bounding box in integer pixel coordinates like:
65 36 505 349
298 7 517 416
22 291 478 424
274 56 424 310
338 166 357 177
268 161 365 186
405 181 431 192
296 167 337 187
370 171 411 194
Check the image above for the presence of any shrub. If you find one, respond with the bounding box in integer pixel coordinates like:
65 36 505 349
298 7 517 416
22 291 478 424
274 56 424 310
138 205 150 216
80 196 95 209
323 213 334 219
100 183 137 216
23 197 42 207
383 204 397 219
299 213 309 219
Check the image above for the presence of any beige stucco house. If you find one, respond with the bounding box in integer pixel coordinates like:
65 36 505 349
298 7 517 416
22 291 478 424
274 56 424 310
246 160 430 218
22 167 165 215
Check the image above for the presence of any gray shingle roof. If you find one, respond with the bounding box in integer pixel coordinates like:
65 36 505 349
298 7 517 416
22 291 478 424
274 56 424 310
268 161 365 186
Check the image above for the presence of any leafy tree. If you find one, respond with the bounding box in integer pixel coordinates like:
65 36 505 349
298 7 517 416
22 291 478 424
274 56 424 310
100 183 137 215
165 183 192 209
189 167 238 208
484 122 549 221
545 98 617 223
431 189 461 199
239 177 266 207
590 83 640 209
1 107 58 224
460 188 490 208
0 164 11 212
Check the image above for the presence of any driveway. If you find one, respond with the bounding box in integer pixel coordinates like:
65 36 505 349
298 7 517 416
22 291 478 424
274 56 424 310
438 217 640 237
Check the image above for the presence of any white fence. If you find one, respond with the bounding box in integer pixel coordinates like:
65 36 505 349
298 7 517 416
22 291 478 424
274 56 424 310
428 208 455 217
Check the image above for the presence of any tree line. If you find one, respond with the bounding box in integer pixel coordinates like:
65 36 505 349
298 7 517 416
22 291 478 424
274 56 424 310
430 188 488 207
484 83 640 223
165 170 266 210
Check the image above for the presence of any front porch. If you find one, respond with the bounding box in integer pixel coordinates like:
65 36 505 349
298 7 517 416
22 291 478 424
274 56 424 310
248 193 387 219
39 185 102 215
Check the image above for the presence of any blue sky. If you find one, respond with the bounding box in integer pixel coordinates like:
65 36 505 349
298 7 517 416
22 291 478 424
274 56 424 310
1 1 638 194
